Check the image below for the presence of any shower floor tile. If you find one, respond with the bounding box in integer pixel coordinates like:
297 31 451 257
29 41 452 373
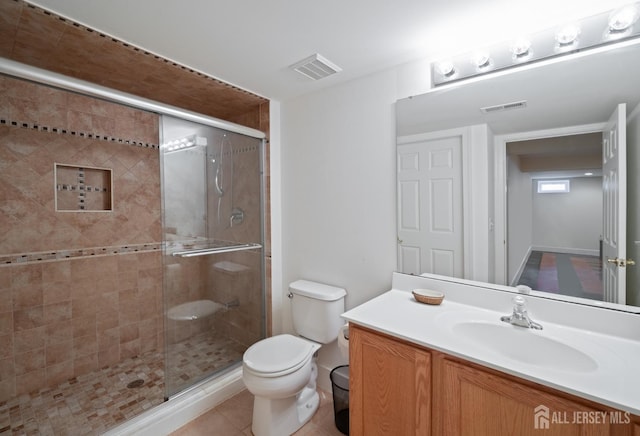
166 331 246 396
0 330 246 435
0 350 165 435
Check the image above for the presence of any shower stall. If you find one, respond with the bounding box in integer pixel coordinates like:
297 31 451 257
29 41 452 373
161 115 266 397
0 59 266 434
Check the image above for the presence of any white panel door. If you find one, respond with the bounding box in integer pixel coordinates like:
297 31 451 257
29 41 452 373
602 103 627 304
398 135 463 277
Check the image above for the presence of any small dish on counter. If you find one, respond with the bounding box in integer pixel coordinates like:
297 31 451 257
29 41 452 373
412 289 444 305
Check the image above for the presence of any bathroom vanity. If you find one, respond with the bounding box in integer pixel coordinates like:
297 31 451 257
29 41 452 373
342 273 640 435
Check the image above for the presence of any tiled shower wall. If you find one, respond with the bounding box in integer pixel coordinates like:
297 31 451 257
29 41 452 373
0 75 163 402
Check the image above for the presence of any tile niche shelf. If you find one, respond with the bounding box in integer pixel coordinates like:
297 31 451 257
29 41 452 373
55 163 113 212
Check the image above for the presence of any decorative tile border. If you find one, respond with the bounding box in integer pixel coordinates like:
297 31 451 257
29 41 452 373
0 117 159 149
0 242 162 266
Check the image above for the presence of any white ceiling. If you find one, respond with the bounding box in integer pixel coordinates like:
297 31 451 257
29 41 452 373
26 0 632 101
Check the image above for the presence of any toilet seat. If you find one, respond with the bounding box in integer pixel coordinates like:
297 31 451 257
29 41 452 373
244 334 316 378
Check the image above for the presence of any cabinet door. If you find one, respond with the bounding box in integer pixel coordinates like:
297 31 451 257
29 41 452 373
435 356 619 436
350 325 430 436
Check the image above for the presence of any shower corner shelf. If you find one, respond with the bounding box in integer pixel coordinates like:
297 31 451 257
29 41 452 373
171 242 262 258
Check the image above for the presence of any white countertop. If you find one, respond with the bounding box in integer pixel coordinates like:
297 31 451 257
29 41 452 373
342 274 640 415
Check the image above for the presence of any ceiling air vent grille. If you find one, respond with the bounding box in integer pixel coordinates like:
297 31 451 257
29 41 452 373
291 53 342 80
480 100 528 113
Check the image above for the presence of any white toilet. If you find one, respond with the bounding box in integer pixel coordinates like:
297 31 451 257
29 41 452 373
242 280 346 436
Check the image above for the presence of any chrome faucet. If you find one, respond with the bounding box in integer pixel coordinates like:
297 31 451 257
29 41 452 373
500 294 543 330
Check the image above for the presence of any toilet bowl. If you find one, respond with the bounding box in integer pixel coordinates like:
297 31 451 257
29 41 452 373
243 335 321 436
242 280 346 436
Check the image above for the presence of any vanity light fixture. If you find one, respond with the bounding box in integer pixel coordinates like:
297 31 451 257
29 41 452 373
432 1 640 86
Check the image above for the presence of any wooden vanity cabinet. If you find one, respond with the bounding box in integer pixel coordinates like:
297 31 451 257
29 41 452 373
349 324 431 435
433 353 633 436
350 324 637 436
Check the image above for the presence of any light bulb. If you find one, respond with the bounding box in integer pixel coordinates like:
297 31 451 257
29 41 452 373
510 38 531 59
472 52 492 70
555 24 580 46
435 61 455 77
609 4 639 32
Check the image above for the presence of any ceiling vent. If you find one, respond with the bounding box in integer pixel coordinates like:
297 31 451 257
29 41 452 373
291 53 342 80
480 100 528 113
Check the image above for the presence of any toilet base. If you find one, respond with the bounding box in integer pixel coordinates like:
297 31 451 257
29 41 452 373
251 386 319 436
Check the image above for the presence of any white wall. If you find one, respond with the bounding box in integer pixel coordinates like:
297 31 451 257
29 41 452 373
273 59 432 389
532 177 602 252
280 69 399 312
507 156 533 284
278 68 404 389
627 103 640 305
467 124 494 282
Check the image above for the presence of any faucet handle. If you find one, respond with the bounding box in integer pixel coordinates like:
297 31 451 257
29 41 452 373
516 285 531 295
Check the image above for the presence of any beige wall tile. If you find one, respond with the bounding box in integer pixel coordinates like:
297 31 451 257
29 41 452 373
14 326 44 354
43 281 72 305
45 359 74 387
15 368 44 396
73 334 97 357
15 348 45 375
12 285 43 310
46 340 72 366
13 306 44 331
0 334 13 360
45 319 73 345
73 353 97 377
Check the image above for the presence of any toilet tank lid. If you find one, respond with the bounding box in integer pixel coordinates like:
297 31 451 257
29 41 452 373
289 280 346 301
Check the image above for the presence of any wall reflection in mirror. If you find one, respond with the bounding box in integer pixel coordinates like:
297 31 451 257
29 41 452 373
396 39 640 311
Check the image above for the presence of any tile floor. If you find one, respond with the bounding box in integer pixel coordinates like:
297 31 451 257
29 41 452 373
170 388 346 436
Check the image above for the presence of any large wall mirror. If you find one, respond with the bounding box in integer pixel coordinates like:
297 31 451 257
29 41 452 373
396 39 640 311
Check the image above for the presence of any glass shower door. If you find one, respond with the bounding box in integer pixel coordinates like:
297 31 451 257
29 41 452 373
160 115 265 397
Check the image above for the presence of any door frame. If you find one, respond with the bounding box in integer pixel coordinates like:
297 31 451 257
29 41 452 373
493 122 606 285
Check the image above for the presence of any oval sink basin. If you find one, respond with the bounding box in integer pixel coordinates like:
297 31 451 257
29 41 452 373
451 321 598 372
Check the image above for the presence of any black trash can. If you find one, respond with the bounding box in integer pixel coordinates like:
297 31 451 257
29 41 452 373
330 365 349 435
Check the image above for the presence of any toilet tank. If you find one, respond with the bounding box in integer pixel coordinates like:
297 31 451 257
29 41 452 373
290 280 346 344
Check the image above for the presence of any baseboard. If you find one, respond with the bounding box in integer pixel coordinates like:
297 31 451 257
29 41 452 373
103 367 246 436
511 246 533 286
532 246 599 257
317 361 333 393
